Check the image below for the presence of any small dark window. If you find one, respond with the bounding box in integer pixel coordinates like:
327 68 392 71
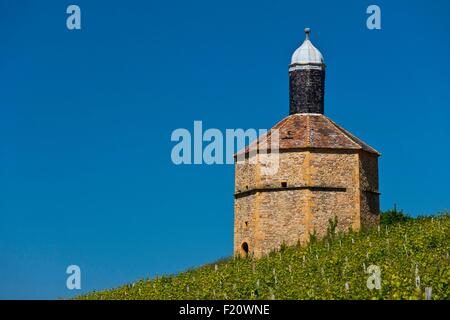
241 242 249 255
281 182 287 188
244 221 248 227
245 185 249 190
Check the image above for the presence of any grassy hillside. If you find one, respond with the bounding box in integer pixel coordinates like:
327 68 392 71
79 214 449 300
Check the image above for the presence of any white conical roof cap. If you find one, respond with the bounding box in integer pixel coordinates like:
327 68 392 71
291 28 324 65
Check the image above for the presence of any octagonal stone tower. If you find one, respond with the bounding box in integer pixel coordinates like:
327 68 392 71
234 29 380 258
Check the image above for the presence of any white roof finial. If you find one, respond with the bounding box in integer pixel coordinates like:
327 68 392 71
304 27 311 40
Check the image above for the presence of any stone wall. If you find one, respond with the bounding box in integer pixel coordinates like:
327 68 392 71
235 160 257 193
255 190 308 256
359 151 380 228
234 149 378 258
234 193 257 256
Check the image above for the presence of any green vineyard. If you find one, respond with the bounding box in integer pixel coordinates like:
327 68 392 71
79 213 449 300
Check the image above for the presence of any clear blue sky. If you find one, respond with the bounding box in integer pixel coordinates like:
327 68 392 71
1 0 449 299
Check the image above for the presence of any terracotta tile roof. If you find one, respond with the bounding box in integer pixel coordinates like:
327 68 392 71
236 114 380 156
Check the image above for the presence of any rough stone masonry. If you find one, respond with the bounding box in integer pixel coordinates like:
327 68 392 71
233 29 380 258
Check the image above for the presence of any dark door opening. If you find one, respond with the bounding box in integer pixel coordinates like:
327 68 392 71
241 242 249 256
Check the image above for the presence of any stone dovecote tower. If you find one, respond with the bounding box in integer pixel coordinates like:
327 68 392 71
234 28 380 258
